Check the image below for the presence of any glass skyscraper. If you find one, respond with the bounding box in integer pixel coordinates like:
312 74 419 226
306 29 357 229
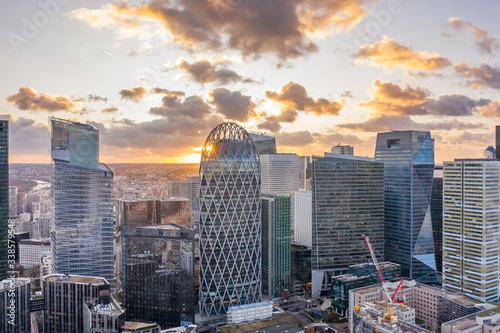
311 153 384 297
0 121 7 280
199 122 262 316
375 130 437 282
50 117 114 285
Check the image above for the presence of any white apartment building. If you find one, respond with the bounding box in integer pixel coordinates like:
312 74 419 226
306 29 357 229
291 191 312 247
19 239 50 269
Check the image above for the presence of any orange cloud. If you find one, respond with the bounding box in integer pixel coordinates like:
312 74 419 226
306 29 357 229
119 86 147 102
7 86 80 112
356 37 451 70
455 62 500 90
445 17 499 55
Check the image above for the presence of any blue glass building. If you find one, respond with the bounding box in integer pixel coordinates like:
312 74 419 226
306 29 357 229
0 121 7 280
199 122 262 316
375 130 437 282
50 117 114 285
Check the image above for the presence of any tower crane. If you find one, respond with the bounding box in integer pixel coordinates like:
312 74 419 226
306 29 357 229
362 234 399 325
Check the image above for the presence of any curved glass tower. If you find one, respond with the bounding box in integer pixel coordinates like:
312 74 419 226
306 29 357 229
199 122 262 316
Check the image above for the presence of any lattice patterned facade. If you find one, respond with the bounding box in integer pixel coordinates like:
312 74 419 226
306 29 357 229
199 123 262 316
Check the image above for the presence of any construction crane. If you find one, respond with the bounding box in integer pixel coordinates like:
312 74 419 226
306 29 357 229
362 234 398 325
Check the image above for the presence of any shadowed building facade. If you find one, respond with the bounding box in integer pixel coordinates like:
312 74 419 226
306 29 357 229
375 130 437 282
199 123 262 316
0 121 7 280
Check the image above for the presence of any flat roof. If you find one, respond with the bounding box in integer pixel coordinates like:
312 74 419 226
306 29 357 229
44 274 108 285
121 322 159 330
441 293 478 307
478 303 500 317
240 322 301 333
228 301 272 312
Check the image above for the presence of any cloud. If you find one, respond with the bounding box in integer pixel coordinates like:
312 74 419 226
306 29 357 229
275 131 314 147
360 80 489 116
338 114 486 132
7 86 80 112
102 106 119 113
177 59 255 85
455 62 500 90
208 88 257 122
119 86 147 102
355 37 452 71
313 132 362 146
150 87 185 96
149 95 211 119
479 100 500 117
71 0 373 60
88 94 108 102
0 114 49 154
444 17 500 55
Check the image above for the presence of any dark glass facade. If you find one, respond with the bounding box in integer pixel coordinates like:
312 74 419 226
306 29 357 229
290 243 311 294
199 123 262 316
431 176 443 275
311 154 384 297
122 224 195 328
375 130 437 282
0 121 7 280
262 193 291 298
0 278 30 333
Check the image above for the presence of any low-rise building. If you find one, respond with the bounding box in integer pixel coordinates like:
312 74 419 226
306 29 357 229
19 238 50 269
441 303 500 333
83 296 125 333
226 302 273 325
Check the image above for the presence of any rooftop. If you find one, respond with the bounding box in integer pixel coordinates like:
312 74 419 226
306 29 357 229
228 301 272 312
441 293 478 307
478 303 500 318
121 322 159 330
44 274 108 285
443 315 478 330
240 322 302 333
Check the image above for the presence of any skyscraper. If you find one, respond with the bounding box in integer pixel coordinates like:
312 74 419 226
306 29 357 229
260 154 300 194
375 130 437 282
0 120 7 280
431 172 443 275
298 156 312 190
199 122 262 316
50 117 114 284
311 153 384 297
331 144 354 155
291 191 312 247
496 125 500 159
248 133 277 155
442 159 500 302
262 193 291 298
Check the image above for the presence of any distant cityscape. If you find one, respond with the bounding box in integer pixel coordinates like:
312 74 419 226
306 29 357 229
1 118 500 333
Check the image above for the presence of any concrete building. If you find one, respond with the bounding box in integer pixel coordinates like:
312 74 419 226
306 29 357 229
311 153 385 297
442 303 500 333
40 250 53 276
0 278 30 333
43 274 112 333
375 131 437 282
19 238 50 269
443 159 500 302
260 154 300 194
248 133 277 155
50 117 114 284
331 144 354 155
262 193 291 298
83 298 125 333
291 190 312 247
0 120 8 279
226 301 273 325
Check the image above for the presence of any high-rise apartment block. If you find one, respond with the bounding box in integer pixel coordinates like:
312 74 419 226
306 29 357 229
0 120 8 280
291 191 312 247
0 278 30 333
50 118 114 284
375 130 437 282
262 193 291 298
331 144 354 155
199 123 262 316
122 224 195 328
248 133 277 155
43 274 111 333
311 153 384 297
443 159 500 302
260 154 300 194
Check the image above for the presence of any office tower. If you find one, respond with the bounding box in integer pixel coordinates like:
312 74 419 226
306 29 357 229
290 243 311 294
483 146 495 159
43 274 111 333
331 144 354 155
168 176 200 227
50 117 114 284
311 153 384 297
19 238 50 269
375 130 437 282
0 278 30 333
496 125 500 159
248 133 277 155
122 224 195 328
199 122 262 316
431 173 443 275
299 156 312 190
442 159 500 302
260 154 300 193
291 191 312 247
0 121 7 280
83 299 125 333
8 186 17 217
262 193 291 298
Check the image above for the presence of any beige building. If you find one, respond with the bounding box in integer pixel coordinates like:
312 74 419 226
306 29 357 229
442 303 500 333
442 160 500 302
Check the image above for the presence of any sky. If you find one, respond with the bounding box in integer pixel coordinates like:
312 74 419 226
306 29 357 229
1 0 499 164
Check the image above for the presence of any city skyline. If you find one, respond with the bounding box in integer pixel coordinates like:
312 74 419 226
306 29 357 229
0 1 499 164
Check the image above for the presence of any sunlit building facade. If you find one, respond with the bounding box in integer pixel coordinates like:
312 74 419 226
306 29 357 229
375 130 437 282
50 117 114 285
199 122 262 316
